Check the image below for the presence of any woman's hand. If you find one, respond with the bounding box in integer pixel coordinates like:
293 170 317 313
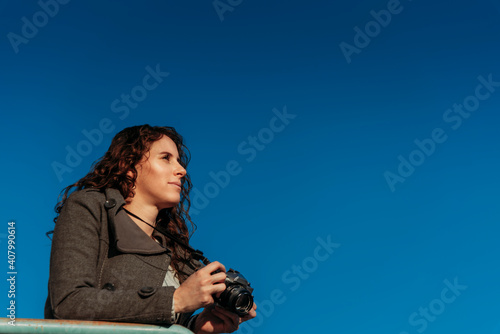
193 302 257 334
173 261 227 313
239 302 257 324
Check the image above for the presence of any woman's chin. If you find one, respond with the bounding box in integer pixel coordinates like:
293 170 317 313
158 200 180 210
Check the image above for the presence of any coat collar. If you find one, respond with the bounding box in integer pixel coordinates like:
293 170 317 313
104 188 169 255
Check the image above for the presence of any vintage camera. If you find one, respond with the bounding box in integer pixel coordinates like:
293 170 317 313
214 269 254 316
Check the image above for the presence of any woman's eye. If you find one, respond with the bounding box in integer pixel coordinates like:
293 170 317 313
163 154 171 161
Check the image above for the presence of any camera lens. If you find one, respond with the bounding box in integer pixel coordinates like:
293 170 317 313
227 287 254 316
235 293 253 314
214 268 254 316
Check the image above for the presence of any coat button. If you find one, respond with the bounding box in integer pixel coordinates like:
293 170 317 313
104 199 116 209
103 283 115 291
138 286 157 297
140 286 155 294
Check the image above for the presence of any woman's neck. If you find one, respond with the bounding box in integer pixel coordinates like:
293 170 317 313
123 198 159 237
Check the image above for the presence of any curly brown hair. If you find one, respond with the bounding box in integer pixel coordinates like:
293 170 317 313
54 124 196 282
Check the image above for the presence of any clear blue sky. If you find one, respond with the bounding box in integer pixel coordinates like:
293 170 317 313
1 1 500 333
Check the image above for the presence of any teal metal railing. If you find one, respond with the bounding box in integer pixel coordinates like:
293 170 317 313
0 318 194 334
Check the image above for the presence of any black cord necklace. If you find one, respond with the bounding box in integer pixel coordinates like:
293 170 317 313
122 207 209 265
122 207 159 235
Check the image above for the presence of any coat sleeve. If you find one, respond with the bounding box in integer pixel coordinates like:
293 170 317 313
45 190 182 324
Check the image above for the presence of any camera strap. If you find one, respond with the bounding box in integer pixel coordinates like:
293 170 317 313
122 208 210 265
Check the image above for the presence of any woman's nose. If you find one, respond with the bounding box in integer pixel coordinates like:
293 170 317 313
175 163 186 177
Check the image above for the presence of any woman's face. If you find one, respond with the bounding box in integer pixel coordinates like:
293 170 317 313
132 135 186 209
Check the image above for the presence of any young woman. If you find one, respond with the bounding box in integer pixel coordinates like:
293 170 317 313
45 125 257 333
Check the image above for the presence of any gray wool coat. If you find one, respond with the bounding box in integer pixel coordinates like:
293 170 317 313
44 188 200 327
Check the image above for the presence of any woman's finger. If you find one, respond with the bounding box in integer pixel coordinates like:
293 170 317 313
240 303 257 323
203 261 226 274
210 271 227 284
211 283 227 297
